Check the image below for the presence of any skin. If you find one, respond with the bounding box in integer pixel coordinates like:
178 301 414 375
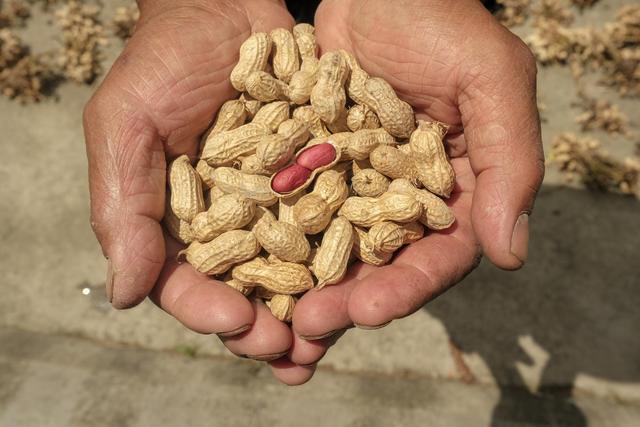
83 0 544 386
293 0 544 346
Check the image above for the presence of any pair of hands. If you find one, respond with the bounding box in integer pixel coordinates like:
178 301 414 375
83 0 544 385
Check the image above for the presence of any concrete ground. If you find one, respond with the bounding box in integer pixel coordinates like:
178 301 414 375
0 1 638 426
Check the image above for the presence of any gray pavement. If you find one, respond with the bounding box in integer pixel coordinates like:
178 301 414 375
0 0 639 426
2 326 640 427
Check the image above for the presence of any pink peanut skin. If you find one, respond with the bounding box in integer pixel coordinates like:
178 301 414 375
296 143 337 170
271 164 312 193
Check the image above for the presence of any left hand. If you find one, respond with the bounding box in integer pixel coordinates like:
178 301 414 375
287 0 545 371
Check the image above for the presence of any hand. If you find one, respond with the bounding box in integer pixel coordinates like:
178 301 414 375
291 0 544 360
83 0 317 384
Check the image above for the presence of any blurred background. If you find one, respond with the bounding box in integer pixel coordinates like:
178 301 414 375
0 0 638 426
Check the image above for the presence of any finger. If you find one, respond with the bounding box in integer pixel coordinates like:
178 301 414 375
268 358 316 386
220 300 292 361
292 266 374 340
288 330 346 366
149 246 255 336
458 34 544 270
348 159 479 327
84 93 166 309
242 0 295 32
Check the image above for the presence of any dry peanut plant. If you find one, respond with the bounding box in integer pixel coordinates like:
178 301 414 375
574 94 631 136
0 28 58 102
550 133 640 197
0 0 30 27
163 25 456 322
112 4 139 41
531 0 573 27
55 0 107 84
494 0 531 27
0 0 112 101
528 4 640 96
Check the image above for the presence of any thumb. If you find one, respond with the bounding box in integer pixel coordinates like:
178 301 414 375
459 38 545 270
83 86 166 309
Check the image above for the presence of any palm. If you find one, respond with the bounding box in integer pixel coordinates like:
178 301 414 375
291 1 483 335
85 2 301 375
293 0 543 344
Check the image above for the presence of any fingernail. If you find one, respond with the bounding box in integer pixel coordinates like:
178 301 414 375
249 351 288 362
510 213 529 264
354 320 391 330
217 324 251 338
105 258 114 303
299 329 338 341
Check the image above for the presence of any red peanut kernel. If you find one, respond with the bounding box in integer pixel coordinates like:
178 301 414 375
296 143 337 170
271 164 312 194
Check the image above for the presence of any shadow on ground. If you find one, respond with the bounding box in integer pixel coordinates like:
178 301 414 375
427 186 640 426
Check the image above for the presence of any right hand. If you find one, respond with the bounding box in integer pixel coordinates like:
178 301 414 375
83 0 315 384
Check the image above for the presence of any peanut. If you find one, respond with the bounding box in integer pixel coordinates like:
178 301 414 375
201 123 269 166
368 221 424 253
369 144 419 185
224 278 254 296
245 71 289 102
347 104 380 132
232 257 314 294
346 128 396 160
278 192 302 225
387 179 455 230
208 99 247 134
203 193 257 237
305 132 353 160
255 286 277 300
191 212 219 242
351 158 371 175
296 142 337 170
163 199 195 245
180 230 261 276
326 108 350 134
230 32 272 92
352 226 393 266
311 216 354 288
352 168 390 197
251 101 290 132
204 186 226 209
196 160 216 189
266 294 296 322
270 142 340 196
252 207 311 263
212 167 278 206
239 93 262 119
292 23 316 59
291 194 331 235
169 155 205 222
270 164 311 195
310 51 349 124
409 120 455 197
288 57 319 105
361 77 415 139
339 49 369 106
270 28 299 83
240 154 272 176
255 118 310 171
338 192 422 227
293 170 349 234
167 29 458 305
293 106 330 138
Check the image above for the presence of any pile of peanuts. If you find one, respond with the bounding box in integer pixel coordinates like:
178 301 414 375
163 24 456 322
